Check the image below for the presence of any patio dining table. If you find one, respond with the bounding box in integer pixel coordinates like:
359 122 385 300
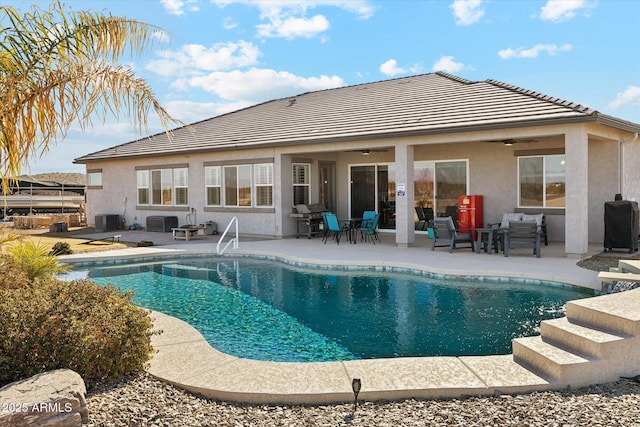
339 217 363 244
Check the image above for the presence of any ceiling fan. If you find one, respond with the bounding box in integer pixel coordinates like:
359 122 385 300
346 148 388 155
483 138 538 146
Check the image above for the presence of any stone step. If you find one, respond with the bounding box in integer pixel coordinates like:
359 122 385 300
512 336 591 384
566 290 640 336
540 317 628 359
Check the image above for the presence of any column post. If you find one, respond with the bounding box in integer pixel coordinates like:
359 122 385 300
565 128 589 257
395 144 415 247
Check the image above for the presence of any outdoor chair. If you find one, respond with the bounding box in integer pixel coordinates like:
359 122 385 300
415 207 427 230
359 212 381 244
502 220 541 258
431 216 474 253
322 212 349 244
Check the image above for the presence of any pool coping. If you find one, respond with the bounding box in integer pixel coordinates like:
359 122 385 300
148 310 556 404
60 244 605 404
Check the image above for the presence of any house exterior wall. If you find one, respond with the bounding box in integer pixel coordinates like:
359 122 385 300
588 139 620 244
621 136 640 203
83 123 633 250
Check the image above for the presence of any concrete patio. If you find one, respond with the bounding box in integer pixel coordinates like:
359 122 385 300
59 230 640 404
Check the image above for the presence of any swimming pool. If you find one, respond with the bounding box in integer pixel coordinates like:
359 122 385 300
66 256 592 362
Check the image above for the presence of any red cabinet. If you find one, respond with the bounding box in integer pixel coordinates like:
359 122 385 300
458 195 483 239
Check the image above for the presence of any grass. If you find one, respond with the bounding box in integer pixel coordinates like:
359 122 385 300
1 225 131 255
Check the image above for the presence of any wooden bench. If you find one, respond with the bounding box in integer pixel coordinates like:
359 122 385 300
171 227 205 241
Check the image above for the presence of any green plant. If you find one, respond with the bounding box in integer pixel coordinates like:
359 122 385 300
137 240 154 247
7 240 70 280
0 269 156 386
49 241 73 256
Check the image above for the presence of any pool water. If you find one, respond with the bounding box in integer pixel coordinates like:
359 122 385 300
67 257 592 362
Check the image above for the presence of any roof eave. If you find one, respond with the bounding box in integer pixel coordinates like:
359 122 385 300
73 114 640 165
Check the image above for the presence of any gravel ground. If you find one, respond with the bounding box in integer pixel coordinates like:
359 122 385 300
86 372 640 426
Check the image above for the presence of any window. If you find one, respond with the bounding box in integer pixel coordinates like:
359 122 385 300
205 166 221 206
207 162 274 208
87 170 102 187
174 168 188 205
293 163 310 205
137 170 149 205
518 154 565 208
254 163 273 206
137 167 188 206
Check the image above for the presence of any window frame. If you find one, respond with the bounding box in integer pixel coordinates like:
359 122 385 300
254 163 274 207
292 163 311 206
517 154 566 209
136 166 188 207
205 166 222 206
86 169 102 188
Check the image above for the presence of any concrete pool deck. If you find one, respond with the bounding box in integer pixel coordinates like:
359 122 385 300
60 231 640 403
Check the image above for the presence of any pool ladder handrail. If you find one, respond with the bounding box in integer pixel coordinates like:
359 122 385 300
217 216 239 255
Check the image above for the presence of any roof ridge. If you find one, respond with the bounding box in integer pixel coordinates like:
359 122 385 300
485 79 595 114
434 71 474 85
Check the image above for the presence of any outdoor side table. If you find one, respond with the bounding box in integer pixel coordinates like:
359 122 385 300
476 227 498 254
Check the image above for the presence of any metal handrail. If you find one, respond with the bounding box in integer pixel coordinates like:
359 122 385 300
217 216 239 254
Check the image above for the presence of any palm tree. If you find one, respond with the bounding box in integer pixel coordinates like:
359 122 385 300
0 1 181 192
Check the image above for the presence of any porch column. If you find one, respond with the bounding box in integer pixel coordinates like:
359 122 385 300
565 128 589 257
395 143 415 247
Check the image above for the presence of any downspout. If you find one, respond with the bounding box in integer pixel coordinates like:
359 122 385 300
619 132 639 197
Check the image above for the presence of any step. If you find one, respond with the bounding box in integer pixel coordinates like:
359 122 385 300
566 289 640 336
597 271 640 286
512 336 590 383
540 317 628 358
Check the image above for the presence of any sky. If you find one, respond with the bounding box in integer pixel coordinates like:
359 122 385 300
5 0 640 174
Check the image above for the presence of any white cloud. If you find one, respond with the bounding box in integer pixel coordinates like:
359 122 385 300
450 0 485 26
498 43 572 59
223 17 237 30
257 14 330 39
186 68 344 104
146 41 261 77
160 0 200 15
539 0 593 23
380 59 406 76
216 1 373 39
431 56 464 73
608 86 640 109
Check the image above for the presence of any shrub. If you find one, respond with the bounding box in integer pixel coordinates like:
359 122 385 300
7 240 69 281
49 241 73 256
137 240 154 247
0 267 155 386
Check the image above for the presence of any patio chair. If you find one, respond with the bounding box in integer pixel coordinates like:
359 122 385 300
431 216 474 253
359 212 381 244
322 212 349 244
415 207 427 230
502 220 541 258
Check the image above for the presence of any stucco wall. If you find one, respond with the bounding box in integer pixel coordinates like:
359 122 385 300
82 124 632 246
622 137 640 203
588 139 620 244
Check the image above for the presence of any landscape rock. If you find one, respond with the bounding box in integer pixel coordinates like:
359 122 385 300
0 369 88 427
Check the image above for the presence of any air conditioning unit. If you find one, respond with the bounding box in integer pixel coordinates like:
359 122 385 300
146 216 178 232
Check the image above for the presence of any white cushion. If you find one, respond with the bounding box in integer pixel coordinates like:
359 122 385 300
522 213 543 226
500 212 522 229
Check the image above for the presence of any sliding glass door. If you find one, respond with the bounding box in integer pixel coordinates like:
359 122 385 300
351 160 467 229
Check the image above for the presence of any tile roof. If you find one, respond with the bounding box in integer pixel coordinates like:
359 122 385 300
74 72 640 163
